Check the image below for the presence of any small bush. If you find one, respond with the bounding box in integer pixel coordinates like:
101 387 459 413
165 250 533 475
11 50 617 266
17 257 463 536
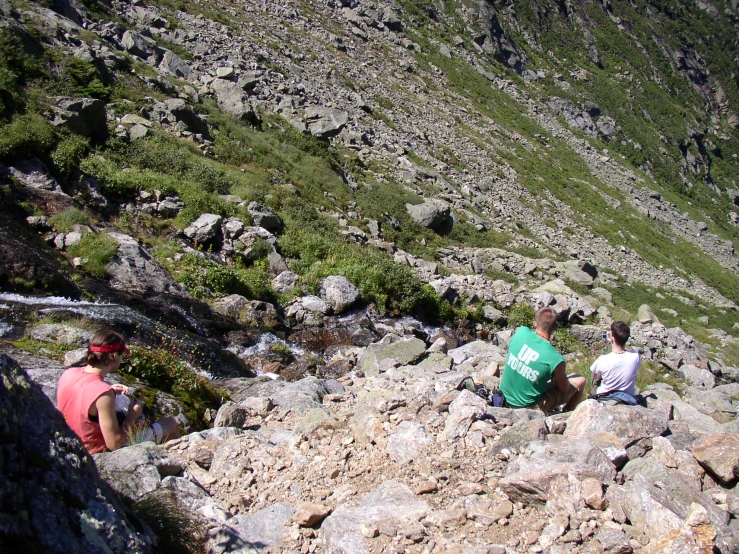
49 208 89 232
67 233 118 278
507 303 535 329
51 134 90 181
122 346 223 429
0 114 57 160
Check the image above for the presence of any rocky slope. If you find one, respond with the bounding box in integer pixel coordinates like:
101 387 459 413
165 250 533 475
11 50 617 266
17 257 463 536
1 0 739 551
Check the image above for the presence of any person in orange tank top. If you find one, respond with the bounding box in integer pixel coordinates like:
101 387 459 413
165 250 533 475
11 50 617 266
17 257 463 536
57 330 180 454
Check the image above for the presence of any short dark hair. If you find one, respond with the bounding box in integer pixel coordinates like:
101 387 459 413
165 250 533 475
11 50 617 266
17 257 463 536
611 321 630 347
535 307 558 333
86 329 126 367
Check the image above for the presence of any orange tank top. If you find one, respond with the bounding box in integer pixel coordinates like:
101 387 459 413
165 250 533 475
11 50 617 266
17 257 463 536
57 366 112 454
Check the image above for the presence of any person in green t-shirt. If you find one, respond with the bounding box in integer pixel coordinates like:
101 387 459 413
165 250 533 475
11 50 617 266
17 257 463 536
499 307 585 413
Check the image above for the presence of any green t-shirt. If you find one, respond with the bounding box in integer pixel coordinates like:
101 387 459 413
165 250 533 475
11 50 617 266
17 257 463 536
500 326 565 407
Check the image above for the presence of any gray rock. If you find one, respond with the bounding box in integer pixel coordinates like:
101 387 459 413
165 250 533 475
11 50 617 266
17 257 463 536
447 340 506 365
386 421 432 464
246 201 282 233
223 376 330 415
30 323 92 346
210 79 258 122
0 354 154 552
356 335 427 376
51 97 108 140
564 400 669 448
213 401 249 428
678 363 716 389
158 49 192 80
70 174 109 210
95 443 185 501
271 271 299 293
129 123 149 140
320 275 361 314
321 481 430 551
183 213 223 247
230 503 294 549
151 98 210 138
4 159 63 192
286 295 329 325
637 304 659 324
106 232 185 294
406 199 453 234
441 390 488 441
304 106 349 138
121 30 156 59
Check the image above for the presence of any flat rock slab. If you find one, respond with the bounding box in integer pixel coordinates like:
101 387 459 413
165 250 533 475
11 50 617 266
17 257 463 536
690 433 739 486
321 481 430 553
564 400 669 447
356 336 426 376
230 502 294 549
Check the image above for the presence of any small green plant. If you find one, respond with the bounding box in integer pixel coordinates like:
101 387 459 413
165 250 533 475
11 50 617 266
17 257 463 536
51 134 90 181
49 208 89 232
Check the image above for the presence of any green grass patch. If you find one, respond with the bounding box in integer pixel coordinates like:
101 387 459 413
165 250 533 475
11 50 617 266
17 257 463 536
67 233 119 278
49 208 89 232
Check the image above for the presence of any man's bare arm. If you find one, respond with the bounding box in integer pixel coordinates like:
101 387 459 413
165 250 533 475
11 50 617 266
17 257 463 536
552 361 570 394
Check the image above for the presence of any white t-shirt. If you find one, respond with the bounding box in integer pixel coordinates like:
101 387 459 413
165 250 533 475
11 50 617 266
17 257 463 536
590 350 640 396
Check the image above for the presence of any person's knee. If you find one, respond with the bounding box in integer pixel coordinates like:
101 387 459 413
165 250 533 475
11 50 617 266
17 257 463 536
570 376 586 390
159 417 181 440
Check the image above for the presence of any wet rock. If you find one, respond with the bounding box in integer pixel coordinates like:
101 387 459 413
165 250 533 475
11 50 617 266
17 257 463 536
30 323 92 346
320 275 361 314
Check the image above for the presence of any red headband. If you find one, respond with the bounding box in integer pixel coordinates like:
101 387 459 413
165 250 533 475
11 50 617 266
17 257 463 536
89 343 130 355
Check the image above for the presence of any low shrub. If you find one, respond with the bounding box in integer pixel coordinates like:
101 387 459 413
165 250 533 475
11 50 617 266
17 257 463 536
50 134 90 181
507 303 535 329
0 113 57 160
121 346 223 429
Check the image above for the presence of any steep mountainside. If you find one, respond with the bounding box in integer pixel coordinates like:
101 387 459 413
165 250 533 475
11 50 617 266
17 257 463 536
0 0 738 333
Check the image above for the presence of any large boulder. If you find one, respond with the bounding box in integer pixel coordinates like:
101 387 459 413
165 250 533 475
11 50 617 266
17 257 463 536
564 400 669 447
51 97 108 141
690 433 739 486
183 213 223 248
30 323 93 346
106 232 186 294
356 335 427 376
321 481 430 551
0 353 153 553
304 106 349 138
210 79 258 122
151 98 210 138
406 199 453 235
246 201 282 233
320 275 361 314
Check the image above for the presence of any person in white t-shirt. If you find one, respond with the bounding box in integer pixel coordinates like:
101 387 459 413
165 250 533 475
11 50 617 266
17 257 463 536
590 321 640 396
